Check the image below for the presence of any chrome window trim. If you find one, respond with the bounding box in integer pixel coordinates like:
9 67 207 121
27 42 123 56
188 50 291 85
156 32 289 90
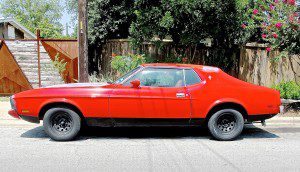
121 66 186 88
183 68 202 86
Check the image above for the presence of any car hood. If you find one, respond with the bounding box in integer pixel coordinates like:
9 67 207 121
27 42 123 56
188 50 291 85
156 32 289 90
45 82 109 88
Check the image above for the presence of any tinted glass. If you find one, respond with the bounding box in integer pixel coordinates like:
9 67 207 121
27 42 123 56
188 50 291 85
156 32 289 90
114 66 141 84
124 68 184 87
185 69 201 85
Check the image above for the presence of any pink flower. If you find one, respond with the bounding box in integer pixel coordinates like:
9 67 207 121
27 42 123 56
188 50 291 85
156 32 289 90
274 0 279 3
270 4 274 10
253 9 259 15
289 15 295 22
294 12 298 17
288 0 295 5
273 33 278 38
241 24 246 29
275 22 282 29
266 47 271 52
262 34 267 38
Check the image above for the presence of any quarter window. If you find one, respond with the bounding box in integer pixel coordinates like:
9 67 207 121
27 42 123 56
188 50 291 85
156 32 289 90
184 69 201 85
124 68 184 87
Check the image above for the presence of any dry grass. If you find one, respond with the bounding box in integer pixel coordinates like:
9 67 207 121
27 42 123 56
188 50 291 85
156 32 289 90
0 96 10 102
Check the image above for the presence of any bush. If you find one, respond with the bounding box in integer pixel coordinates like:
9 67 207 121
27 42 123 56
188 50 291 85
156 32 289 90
111 54 146 76
89 72 114 83
272 81 300 100
241 0 299 54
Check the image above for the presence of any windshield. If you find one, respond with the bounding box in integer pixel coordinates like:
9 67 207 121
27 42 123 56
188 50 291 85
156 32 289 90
114 66 141 84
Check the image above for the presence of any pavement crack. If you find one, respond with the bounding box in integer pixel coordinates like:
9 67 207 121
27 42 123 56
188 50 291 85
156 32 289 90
198 140 241 172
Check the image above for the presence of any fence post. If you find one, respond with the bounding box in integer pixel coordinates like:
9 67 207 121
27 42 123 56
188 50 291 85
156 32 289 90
37 29 41 87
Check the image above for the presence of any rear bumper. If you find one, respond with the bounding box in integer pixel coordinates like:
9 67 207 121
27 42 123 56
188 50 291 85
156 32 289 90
8 109 40 124
247 114 277 122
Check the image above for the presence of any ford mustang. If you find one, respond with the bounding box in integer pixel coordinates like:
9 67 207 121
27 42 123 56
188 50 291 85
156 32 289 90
8 63 281 141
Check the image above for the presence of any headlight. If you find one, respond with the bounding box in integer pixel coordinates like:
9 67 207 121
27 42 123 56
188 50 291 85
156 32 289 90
10 97 16 110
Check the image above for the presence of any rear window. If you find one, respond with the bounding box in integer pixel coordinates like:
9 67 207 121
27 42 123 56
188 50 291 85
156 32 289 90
184 69 201 85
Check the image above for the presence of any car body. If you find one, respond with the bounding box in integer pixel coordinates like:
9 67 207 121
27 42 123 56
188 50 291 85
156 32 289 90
8 63 281 141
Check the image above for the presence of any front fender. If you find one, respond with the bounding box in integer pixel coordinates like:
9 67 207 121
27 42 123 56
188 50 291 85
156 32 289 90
37 98 83 116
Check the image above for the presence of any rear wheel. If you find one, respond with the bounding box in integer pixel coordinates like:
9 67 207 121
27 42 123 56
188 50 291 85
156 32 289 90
208 109 244 141
43 107 81 141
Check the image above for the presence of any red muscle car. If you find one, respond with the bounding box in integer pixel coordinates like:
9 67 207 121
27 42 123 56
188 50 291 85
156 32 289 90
8 63 281 141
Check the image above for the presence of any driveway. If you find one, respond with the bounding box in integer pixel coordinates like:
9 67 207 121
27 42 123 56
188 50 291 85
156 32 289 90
1 101 300 172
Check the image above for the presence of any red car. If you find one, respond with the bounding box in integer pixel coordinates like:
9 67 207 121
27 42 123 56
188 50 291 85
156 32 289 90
8 63 281 141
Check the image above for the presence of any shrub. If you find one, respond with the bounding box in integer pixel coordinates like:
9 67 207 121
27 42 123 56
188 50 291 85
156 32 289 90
89 72 114 83
52 53 67 74
111 54 146 76
272 81 300 100
241 0 299 54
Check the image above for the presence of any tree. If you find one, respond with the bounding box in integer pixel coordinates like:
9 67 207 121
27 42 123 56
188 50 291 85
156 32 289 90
65 0 78 24
65 0 78 38
0 0 63 38
241 0 299 54
130 0 243 71
87 0 134 73
88 0 134 47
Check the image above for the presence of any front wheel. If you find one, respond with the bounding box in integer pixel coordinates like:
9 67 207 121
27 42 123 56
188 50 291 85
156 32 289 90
208 109 244 141
43 107 81 141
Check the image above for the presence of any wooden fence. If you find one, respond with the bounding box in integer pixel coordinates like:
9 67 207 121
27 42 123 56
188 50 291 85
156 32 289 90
239 43 300 87
101 39 299 87
0 37 78 94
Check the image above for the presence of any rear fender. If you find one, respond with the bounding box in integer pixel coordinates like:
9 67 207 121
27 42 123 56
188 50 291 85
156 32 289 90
204 98 248 118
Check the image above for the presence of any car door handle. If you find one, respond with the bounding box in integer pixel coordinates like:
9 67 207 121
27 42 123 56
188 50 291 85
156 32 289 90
176 93 185 98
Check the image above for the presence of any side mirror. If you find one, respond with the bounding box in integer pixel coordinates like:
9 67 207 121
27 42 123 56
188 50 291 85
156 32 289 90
130 80 140 88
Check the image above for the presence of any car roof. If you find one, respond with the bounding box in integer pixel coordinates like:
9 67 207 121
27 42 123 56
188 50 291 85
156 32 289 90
140 63 220 72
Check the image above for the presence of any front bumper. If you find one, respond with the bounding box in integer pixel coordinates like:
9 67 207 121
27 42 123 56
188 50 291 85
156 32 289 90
8 109 20 119
8 109 40 124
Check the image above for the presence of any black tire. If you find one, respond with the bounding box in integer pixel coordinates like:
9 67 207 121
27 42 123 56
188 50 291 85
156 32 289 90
43 107 81 141
208 109 244 141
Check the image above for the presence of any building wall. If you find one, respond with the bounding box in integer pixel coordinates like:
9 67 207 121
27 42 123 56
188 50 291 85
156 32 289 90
0 23 8 39
0 22 25 39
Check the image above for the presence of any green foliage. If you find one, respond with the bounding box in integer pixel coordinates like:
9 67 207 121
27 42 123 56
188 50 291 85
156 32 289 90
272 81 300 100
65 0 78 24
129 0 242 72
111 54 146 76
88 0 134 47
241 0 299 54
0 0 63 38
89 72 114 83
52 53 67 74
130 0 242 46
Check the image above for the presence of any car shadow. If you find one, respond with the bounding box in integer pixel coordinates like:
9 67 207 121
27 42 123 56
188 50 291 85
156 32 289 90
21 124 279 141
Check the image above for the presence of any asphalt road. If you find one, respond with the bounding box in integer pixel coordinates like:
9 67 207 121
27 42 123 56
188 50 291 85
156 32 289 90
1 102 300 172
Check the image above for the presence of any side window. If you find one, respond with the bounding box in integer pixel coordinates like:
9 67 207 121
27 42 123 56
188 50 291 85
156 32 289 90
184 69 201 86
124 68 184 87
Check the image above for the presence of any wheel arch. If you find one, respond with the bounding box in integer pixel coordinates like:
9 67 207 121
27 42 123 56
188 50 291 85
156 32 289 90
38 102 85 122
205 102 248 122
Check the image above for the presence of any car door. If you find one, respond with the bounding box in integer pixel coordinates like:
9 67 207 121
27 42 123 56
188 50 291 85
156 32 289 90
109 67 191 120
